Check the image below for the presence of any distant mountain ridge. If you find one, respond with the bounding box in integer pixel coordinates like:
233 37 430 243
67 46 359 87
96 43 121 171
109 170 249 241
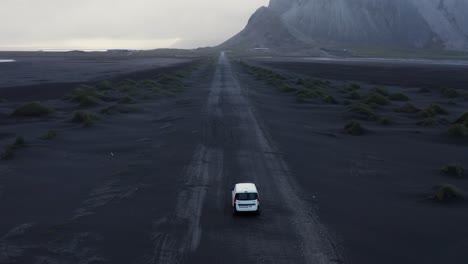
221 0 468 51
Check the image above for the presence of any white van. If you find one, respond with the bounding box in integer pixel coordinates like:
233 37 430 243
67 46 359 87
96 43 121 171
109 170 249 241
231 183 260 214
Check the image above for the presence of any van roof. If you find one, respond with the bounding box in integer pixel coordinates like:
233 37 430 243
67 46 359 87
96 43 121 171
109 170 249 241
235 183 258 193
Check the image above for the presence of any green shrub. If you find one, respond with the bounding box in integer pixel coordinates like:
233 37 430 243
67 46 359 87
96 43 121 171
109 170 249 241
12 102 52 117
100 104 139 115
119 79 137 86
349 83 361 90
377 116 393 125
348 103 377 121
417 104 449 118
119 96 133 104
441 88 460 98
296 89 318 99
418 87 430 93
389 93 410 101
279 84 297 93
441 163 465 178
344 120 365 135
157 73 181 85
41 130 57 140
454 113 468 126
72 111 97 127
14 136 25 146
67 85 104 106
448 124 468 137
323 95 337 104
394 103 420 113
1 145 14 160
372 87 389 96
432 184 463 202
416 118 438 127
348 91 361 100
96 81 112 90
343 100 352 105
363 93 390 106
138 79 159 89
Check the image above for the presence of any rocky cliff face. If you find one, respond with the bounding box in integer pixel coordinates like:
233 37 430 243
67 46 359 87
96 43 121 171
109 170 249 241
222 0 468 50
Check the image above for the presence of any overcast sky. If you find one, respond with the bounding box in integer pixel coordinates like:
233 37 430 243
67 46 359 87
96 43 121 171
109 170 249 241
0 0 269 50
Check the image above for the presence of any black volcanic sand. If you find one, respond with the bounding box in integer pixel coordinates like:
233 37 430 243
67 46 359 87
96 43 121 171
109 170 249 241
0 58 212 263
252 57 468 90
1 54 468 264
0 57 195 101
238 57 468 264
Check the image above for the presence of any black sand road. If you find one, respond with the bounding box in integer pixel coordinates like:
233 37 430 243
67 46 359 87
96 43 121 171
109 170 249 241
1 53 468 264
154 53 340 263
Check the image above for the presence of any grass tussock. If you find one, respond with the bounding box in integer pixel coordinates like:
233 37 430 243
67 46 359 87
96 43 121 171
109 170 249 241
363 92 390 106
417 104 448 118
12 102 53 117
388 93 410 101
323 95 337 104
394 103 420 113
72 111 97 127
241 62 335 103
119 96 134 104
14 136 25 146
377 116 393 125
418 87 430 93
1 145 14 160
432 184 463 202
454 112 468 126
441 88 460 98
371 87 389 97
96 81 113 91
347 103 378 121
67 85 107 107
41 130 57 140
348 91 362 100
100 104 139 115
416 118 439 127
441 163 465 178
349 83 361 90
344 120 365 135
448 124 468 137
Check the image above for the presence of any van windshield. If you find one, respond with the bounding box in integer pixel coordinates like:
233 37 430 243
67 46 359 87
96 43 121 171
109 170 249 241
236 193 258 200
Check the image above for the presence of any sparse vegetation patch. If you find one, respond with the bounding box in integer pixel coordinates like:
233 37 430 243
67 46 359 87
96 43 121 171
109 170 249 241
67 85 106 107
377 116 393 125
432 184 463 202
12 102 53 117
14 136 25 146
389 93 410 101
96 81 113 91
348 103 378 121
441 163 465 178
41 130 57 140
348 91 361 100
448 124 468 137
416 118 438 127
418 87 430 93
72 111 97 127
371 87 389 96
454 112 468 126
1 145 14 160
394 103 420 113
441 88 460 98
363 92 390 106
344 120 365 135
417 104 448 118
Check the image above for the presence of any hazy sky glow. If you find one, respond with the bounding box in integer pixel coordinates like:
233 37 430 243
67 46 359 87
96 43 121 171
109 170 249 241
0 0 269 50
